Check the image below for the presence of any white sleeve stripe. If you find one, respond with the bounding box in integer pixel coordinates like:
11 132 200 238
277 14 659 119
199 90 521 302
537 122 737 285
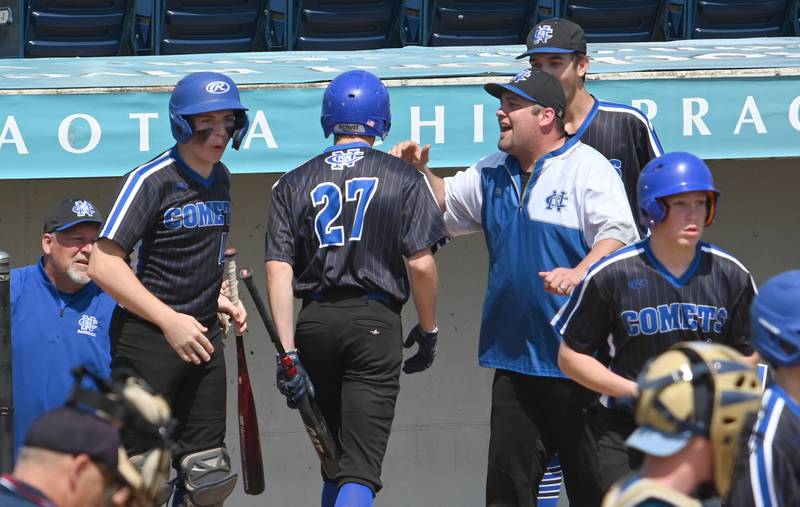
102 156 173 240
550 247 643 332
750 390 782 507
701 245 752 274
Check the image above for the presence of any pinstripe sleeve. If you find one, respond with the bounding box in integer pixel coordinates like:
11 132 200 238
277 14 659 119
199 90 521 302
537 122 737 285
443 164 483 236
401 171 449 256
723 271 757 355
100 172 160 253
636 113 664 164
265 177 295 265
551 275 612 354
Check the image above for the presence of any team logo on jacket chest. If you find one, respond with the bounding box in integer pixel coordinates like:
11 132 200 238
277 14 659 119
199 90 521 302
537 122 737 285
621 303 728 336
325 149 364 171
545 191 568 211
77 314 99 337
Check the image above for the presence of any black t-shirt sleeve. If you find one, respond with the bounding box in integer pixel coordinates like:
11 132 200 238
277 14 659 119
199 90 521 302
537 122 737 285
265 178 295 265
558 276 614 354
101 173 161 253
401 171 449 257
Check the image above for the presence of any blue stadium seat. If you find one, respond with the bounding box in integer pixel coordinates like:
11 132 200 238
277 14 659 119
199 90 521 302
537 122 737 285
665 0 792 40
266 0 400 51
534 1 659 42
0 0 23 58
156 0 264 55
24 0 134 57
563 1 660 42
403 0 534 47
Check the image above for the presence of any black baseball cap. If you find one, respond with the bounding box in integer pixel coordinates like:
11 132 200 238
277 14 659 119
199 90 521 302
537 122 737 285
517 18 587 59
23 407 127 482
484 68 566 119
43 197 104 233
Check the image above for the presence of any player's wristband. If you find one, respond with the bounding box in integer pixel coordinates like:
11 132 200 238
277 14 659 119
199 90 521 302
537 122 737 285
419 326 438 337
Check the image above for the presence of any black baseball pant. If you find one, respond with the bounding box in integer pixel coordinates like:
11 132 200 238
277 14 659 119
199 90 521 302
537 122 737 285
110 307 227 462
295 291 403 494
486 371 604 507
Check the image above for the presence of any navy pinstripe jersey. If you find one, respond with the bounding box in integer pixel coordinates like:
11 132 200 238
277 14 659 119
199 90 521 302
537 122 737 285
574 98 663 235
265 141 449 304
728 385 800 507
552 239 755 389
100 147 231 323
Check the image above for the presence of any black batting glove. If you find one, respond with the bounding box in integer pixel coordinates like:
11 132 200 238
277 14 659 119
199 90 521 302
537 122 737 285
276 351 315 409
403 324 438 374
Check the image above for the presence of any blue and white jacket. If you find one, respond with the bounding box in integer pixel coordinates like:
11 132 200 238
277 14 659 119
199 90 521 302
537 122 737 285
443 140 638 377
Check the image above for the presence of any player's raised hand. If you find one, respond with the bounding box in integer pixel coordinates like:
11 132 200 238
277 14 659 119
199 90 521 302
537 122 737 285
539 267 584 296
389 141 431 172
162 312 214 364
403 324 438 374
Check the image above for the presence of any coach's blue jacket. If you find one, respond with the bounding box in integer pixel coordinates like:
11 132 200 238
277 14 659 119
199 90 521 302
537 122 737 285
443 140 638 378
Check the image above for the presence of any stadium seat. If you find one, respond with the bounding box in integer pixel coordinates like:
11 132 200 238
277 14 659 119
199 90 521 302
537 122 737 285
0 0 23 58
24 0 134 57
266 0 400 51
665 0 792 40
403 0 534 47
156 0 264 55
563 1 660 42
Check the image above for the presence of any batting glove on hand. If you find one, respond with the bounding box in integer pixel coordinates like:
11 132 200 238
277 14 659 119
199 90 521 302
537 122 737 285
402 324 438 374
276 351 315 409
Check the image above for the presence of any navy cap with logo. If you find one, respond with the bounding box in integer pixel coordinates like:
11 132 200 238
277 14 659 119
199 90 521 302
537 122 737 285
23 406 125 481
43 197 104 233
484 68 566 119
517 18 587 59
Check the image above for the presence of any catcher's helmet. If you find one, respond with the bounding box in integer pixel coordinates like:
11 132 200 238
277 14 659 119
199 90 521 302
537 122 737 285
627 342 761 498
169 72 249 150
750 270 800 368
637 152 719 228
321 70 391 139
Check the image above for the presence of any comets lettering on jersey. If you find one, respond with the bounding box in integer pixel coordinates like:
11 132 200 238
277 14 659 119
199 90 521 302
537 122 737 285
163 200 230 229
621 303 728 336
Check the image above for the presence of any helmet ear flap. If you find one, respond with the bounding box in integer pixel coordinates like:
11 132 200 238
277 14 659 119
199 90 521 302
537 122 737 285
639 198 666 228
230 111 250 150
170 111 193 144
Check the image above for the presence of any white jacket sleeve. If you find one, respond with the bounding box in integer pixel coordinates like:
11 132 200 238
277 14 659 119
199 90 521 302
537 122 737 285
578 155 640 247
443 164 484 237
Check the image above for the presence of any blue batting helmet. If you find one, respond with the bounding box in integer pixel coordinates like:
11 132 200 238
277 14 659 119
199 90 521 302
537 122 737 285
637 152 720 228
750 270 800 368
321 70 391 139
169 72 249 150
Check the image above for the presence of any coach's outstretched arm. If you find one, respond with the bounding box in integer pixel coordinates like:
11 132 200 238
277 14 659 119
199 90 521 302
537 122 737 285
89 238 214 365
390 141 445 212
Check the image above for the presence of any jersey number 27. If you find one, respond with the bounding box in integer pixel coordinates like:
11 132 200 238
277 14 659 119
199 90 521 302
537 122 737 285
311 177 379 247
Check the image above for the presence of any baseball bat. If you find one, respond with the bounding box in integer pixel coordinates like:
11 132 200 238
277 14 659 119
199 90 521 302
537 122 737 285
238 268 340 478
0 251 13 473
223 248 265 495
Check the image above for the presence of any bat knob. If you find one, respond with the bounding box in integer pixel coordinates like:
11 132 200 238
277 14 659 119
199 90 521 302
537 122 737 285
224 246 237 258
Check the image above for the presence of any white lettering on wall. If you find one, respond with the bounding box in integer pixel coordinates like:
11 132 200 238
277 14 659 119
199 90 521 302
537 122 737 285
411 105 445 144
733 96 767 134
0 116 29 154
58 114 101 154
683 98 711 136
242 110 278 149
473 104 484 143
631 99 658 120
129 113 158 151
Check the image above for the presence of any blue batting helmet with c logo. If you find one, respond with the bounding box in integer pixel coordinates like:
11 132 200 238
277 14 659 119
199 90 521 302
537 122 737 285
637 152 720 228
321 70 391 140
169 72 250 150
